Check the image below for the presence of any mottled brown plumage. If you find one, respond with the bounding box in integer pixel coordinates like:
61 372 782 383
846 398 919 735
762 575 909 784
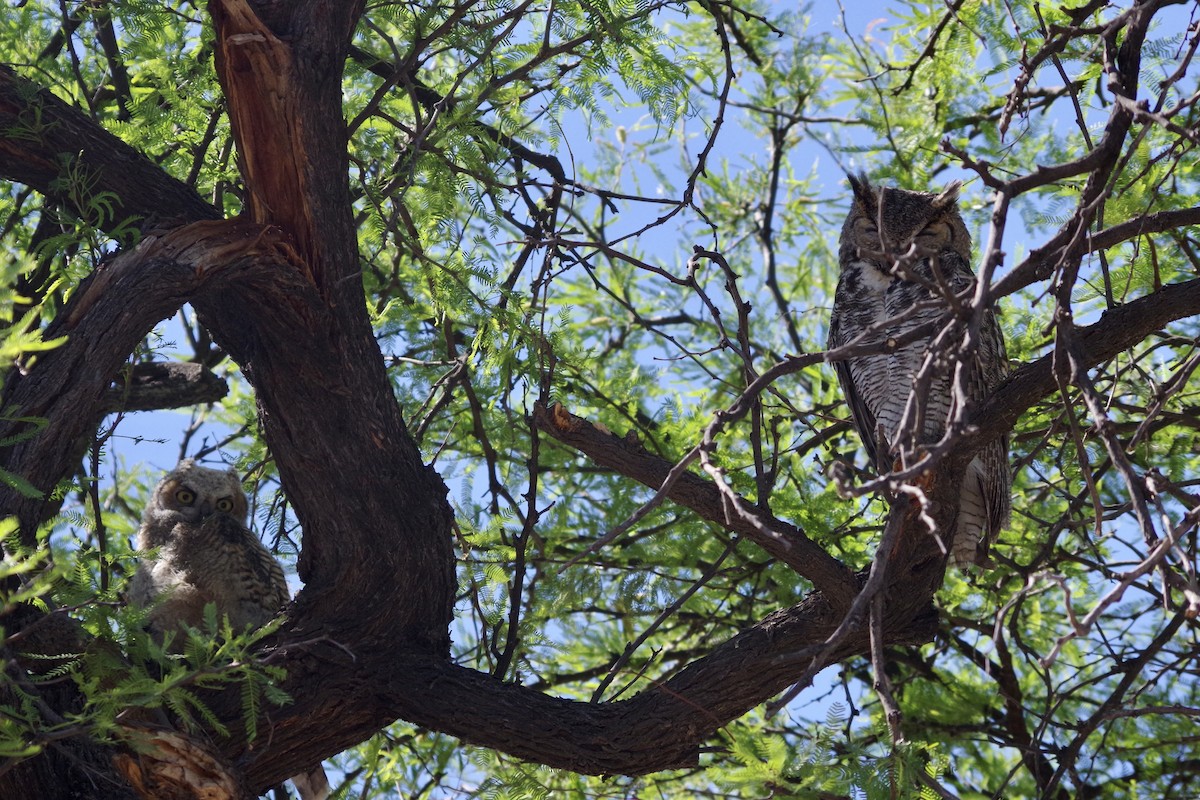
127 460 287 634
827 174 1010 566
127 459 328 800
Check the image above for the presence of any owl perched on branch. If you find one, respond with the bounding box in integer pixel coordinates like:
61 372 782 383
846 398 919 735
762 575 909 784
826 174 1011 567
127 459 328 800
127 459 288 636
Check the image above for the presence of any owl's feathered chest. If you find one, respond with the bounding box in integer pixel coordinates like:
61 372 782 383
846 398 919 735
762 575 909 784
828 258 961 448
834 260 937 329
827 175 1012 566
129 514 289 633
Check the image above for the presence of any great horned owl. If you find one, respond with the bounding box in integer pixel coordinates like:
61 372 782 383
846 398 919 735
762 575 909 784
127 459 288 635
827 174 1010 566
127 459 329 800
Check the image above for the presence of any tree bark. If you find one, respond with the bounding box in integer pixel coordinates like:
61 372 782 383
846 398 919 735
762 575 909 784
0 64 218 232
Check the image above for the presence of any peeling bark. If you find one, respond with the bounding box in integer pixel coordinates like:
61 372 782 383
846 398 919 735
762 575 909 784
114 724 254 800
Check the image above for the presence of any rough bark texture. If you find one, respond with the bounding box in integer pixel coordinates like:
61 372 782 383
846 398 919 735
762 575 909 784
104 362 229 414
0 0 1192 796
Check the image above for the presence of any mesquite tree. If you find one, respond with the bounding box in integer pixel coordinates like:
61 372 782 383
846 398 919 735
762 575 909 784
1 1 1198 798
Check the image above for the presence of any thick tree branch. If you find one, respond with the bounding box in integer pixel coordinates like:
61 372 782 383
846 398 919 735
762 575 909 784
531 402 860 610
972 277 1200 449
382 598 937 777
0 220 299 542
1087 205 1200 252
0 65 219 230
104 361 229 414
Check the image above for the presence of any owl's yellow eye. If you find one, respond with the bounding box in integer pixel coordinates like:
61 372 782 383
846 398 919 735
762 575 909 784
215 497 235 513
175 488 196 505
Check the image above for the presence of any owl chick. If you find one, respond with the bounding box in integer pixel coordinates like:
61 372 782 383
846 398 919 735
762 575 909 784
127 459 288 636
827 174 1010 567
127 459 329 800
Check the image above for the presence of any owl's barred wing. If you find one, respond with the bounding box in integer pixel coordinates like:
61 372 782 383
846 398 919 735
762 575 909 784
832 352 884 470
982 439 1011 552
978 310 1013 540
946 307 1012 566
133 515 291 637
197 515 290 627
223 518 290 610
828 284 884 470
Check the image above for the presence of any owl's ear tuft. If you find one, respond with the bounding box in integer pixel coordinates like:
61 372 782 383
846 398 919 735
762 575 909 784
846 172 877 215
932 180 962 209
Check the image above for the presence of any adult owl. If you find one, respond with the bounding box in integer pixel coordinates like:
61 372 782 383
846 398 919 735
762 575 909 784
127 459 329 800
827 174 1010 567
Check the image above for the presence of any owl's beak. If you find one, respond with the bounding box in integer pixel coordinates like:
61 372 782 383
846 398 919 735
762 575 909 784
198 500 214 517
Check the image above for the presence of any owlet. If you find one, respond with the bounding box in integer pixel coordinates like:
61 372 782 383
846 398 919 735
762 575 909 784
127 459 328 800
827 174 1011 566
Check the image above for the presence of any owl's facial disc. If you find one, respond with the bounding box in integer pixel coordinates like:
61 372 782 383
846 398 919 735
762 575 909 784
166 480 238 519
853 213 954 262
